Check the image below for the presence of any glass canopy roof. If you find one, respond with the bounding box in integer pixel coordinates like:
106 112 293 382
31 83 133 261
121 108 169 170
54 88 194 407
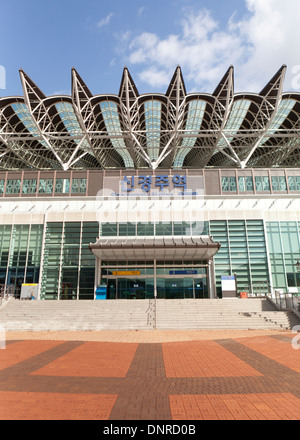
0 65 299 170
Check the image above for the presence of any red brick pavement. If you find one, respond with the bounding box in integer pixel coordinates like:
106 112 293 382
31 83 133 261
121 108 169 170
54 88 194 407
0 331 300 420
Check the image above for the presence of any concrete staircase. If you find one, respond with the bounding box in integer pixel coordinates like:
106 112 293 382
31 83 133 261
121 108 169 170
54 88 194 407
0 297 299 331
155 298 300 330
0 299 155 331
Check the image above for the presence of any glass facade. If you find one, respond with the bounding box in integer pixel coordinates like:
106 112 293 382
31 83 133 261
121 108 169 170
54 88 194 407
220 174 292 193
0 176 88 196
101 221 209 237
0 224 43 298
102 262 208 300
0 219 299 299
266 222 300 291
40 221 99 300
210 220 269 296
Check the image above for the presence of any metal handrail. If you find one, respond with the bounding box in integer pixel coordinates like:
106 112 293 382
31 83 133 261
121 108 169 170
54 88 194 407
251 281 300 313
251 281 271 297
268 289 300 312
0 284 15 306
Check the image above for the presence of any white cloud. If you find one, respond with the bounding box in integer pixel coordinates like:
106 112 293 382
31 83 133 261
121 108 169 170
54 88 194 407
137 67 171 88
52 89 70 96
138 6 145 16
97 12 114 29
122 0 300 93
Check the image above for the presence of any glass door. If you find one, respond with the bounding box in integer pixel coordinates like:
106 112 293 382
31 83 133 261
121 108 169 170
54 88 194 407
107 279 117 299
194 277 208 298
164 279 184 299
183 277 194 298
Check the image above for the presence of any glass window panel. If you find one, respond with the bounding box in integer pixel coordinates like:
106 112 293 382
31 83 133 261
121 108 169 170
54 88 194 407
262 176 270 191
39 179 53 194
245 176 254 191
100 101 134 168
118 223 136 236
255 176 270 191
79 267 95 300
229 176 237 192
238 176 245 192
55 178 70 193
101 223 117 236
222 176 237 192
64 222 81 244
22 179 37 194
271 176 287 191
137 223 155 236
156 223 172 235
288 176 296 191
144 100 161 162
239 176 253 192
0 180 5 194
287 273 296 287
255 176 262 191
6 179 21 194
71 178 87 194
173 222 191 235
279 176 287 191
221 177 229 192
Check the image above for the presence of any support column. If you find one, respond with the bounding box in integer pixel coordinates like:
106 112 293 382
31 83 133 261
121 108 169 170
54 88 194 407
154 258 157 299
209 258 217 299
94 258 101 299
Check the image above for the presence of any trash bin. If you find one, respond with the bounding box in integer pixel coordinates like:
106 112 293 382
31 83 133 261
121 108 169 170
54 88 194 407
240 291 247 299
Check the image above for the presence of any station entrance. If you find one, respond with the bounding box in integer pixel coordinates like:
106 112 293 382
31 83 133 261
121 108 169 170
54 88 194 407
104 270 209 300
90 235 220 300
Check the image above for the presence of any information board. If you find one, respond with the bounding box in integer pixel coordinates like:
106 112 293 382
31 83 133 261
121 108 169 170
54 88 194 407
221 276 237 298
20 284 38 300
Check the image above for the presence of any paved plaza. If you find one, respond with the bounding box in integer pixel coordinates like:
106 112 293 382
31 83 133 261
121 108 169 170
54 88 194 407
1 329 300 420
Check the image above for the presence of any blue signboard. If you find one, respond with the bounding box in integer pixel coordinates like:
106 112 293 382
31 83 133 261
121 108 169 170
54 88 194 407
169 270 197 275
121 175 187 194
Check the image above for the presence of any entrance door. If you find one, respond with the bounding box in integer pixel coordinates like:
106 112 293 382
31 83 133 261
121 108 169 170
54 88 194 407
129 280 145 299
183 277 194 298
107 279 117 299
194 278 208 298
117 278 146 299
165 279 184 299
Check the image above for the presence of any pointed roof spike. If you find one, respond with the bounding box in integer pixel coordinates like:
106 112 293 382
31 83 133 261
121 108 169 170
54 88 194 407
213 65 234 98
166 65 187 97
71 67 93 99
118 67 139 99
259 65 287 97
19 69 47 100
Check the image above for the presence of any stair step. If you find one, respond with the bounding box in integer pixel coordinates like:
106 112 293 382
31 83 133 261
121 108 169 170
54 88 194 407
1 298 299 331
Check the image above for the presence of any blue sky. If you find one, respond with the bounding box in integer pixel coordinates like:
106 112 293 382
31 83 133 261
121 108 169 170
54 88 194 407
1 0 300 97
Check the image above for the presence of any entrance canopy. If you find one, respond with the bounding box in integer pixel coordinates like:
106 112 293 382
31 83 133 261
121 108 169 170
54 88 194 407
89 236 220 261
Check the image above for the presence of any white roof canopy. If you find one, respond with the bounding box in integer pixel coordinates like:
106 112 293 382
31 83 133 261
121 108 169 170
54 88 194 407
89 235 220 261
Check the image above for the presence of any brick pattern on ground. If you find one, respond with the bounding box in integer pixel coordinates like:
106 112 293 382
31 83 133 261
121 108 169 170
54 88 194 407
0 331 300 420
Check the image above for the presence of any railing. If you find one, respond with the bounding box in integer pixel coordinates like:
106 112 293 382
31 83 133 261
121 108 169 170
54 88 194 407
251 281 270 297
0 284 15 307
268 290 300 312
251 281 300 313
